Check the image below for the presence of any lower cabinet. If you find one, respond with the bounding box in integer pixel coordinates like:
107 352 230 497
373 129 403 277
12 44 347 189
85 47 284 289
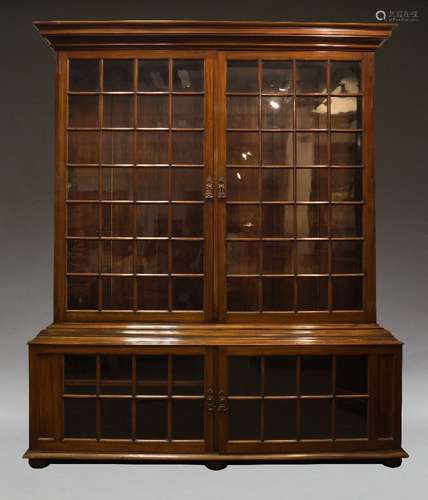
28 344 403 461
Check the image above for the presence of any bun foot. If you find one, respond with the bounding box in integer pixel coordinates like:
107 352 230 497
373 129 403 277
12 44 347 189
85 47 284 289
383 459 402 468
205 461 228 471
29 459 50 469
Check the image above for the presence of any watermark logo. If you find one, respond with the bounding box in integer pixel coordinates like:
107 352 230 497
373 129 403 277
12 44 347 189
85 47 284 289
375 9 419 22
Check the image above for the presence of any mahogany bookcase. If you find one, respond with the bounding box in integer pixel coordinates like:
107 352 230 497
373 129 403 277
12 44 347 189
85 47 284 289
25 20 408 470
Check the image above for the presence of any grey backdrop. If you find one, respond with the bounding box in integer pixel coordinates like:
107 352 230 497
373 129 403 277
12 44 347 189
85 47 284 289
1 1 427 498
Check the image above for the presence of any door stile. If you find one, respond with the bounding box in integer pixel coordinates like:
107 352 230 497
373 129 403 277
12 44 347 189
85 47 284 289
216 347 229 452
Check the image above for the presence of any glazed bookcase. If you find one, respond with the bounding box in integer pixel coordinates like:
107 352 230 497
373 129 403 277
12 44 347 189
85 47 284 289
25 20 407 469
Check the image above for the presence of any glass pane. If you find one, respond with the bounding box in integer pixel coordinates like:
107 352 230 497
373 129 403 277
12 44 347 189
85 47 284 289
68 167 99 200
331 132 362 165
336 399 367 438
296 205 328 237
172 168 203 200
173 356 204 395
262 96 293 129
69 59 99 91
262 132 293 166
265 400 297 440
262 169 293 202
301 356 332 395
136 131 169 164
331 61 361 94
136 400 167 439
229 400 260 440
297 277 328 311
68 239 98 273
136 355 168 395
64 399 96 438
227 132 259 165
227 277 259 311
330 97 362 129
332 277 363 310
101 355 132 394
262 61 292 93
229 356 260 395
67 276 98 310
102 131 134 164
227 241 259 274
137 95 168 128
297 241 328 274
102 277 134 310
336 356 368 395
227 61 258 92
265 357 297 395
103 59 134 91
172 277 203 310
172 399 204 439
64 355 96 394
136 240 168 274
262 205 294 237
227 96 258 129
69 95 99 127
301 399 332 439
296 61 327 93
296 132 328 165
101 240 133 273
332 241 363 274
227 205 259 237
101 204 134 237
103 95 133 127
262 277 294 311
68 204 98 236
137 276 168 310
173 96 204 128
135 168 169 200
227 168 259 201
138 59 168 91
173 60 203 92
172 132 203 164
262 241 294 274
172 205 203 236
172 240 203 274
331 168 362 201
68 131 99 164
102 168 134 200
136 204 168 236
296 97 327 129
296 168 328 201
331 205 363 237
100 399 132 438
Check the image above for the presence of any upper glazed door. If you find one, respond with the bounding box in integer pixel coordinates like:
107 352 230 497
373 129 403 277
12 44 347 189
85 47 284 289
216 52 373 322
63 52 215 322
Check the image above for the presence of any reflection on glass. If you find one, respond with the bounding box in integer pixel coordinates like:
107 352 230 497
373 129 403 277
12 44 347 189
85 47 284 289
262 169 293 201
261 97 293 129
136 240 168 274
136 355 168 395
172 240 203 273
296 132 328 165
172 277 203 310
296 205 328 237
172 356 204 395
100 355 132 394
68 167 99 200
136 204 168 236
101 240 133 273
296 168 328 201
227 61 258 92
296 97 327 129
173 95 204 128
227 241 259 274
64 354 96 394
331 132 362 165
135 167 169 201
263 241 294 274
172 205 203 236
137 131 169 164
102 276 134 310
103 95 133 127
227 132 259 165
262 205 294 237
330 97 361 129
297 277 328 310
69 95 99 127
227 168 259 201
297 241 328 274
173 60 204 92
227 277 259 311
227 205 259 237
102 168 134 200
68 204 98 236
330 61 361 94
263 277 294 311
101 204 134 237
332 277 363 310
69 59 99 91
172 132 204 164
102 131 134 164
331 241 363 273
296 61 327 93
68 131 99 164
172 168 203 200
137 276 168 310
104 59 134 91
137 95 168 128
68 239 98 273
331 205 363 237
68 276 98 310
138 59 168 91
331 168 362 201
227 96 258 129
262 60 293 93
262 132 293 165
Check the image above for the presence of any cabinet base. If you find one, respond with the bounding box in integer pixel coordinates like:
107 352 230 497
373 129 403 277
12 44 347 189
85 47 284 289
24 449 408 468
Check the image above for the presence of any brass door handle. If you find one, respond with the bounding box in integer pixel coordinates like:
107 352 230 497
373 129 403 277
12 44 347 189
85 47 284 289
217 391 228 412
205 177 214 199
217 177 226 199
206 388 216 412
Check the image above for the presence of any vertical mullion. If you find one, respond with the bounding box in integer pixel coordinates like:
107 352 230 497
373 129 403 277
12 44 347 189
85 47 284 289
131 354 136 441
292 60 298 312
257 60 263 312
132 58 138 312
260 356 265 442
296 355 301 441
167 354 173 441
332 355 336 440
327 60 333 311
167 59 173 312
96 354 101 441
97 59 104 311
